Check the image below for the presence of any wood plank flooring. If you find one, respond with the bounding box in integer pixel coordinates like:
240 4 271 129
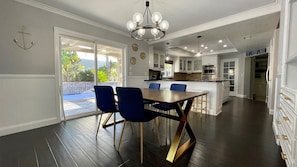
0 97 286 167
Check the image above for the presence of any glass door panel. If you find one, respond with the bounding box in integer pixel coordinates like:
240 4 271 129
96 44 123 88
60 36 96 118
221 59 238 96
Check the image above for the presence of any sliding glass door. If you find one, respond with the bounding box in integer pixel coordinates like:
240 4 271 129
58 34 123 120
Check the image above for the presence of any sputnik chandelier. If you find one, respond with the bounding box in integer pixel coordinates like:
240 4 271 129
126 1 169 41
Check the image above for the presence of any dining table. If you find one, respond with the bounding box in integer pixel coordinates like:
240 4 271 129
140 88 206 163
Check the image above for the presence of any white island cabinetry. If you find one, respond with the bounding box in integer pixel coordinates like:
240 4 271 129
145 80 225 116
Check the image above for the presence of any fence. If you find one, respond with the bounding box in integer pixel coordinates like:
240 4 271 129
63 82 117 94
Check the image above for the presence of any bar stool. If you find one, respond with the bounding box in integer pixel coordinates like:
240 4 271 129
191 91 208 116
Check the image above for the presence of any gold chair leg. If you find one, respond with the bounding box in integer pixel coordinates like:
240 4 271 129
165 116 168 145
140 122 143 164
117 120 126 150
96 112 103 136
113 112 116 146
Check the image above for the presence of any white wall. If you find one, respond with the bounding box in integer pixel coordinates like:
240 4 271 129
219 53 248 97
0 0 149 136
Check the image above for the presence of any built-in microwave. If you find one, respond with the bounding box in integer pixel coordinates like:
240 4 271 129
202 65 216 80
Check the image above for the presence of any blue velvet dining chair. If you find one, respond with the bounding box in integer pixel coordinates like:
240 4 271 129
148 82 161 89
94 85 118 145
143 83 160 105
153 83 187 110
116 87 160 164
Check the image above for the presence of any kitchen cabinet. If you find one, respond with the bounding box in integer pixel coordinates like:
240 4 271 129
149 46 165 70
159 54 165 68
202 54 218 67
153 53 165 69
193 59 202 72
187 59 192 71
178 58 186 72
176 57 201 72
273 1 297 166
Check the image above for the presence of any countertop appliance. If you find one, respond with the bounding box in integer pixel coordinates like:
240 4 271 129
202 65 216 80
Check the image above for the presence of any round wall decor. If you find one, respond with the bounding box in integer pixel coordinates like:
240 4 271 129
140 52 146 59
130 57 136 64
132 43 138 52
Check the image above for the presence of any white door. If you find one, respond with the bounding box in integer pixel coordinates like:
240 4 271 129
221 58 239 96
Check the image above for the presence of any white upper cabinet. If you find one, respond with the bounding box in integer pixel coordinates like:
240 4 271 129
193 59 202 72
202 55 218 67
287 0 297 63
149 46 165 70
175 57 201 72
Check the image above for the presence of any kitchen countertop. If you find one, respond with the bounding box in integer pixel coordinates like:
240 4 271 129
144 79 227 82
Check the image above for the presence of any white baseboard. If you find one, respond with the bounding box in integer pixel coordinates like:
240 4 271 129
0 117 60 137
272 122 279 145
237 94 247 98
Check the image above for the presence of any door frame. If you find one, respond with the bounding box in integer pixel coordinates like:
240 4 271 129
54 27 127 121
221 58 239 96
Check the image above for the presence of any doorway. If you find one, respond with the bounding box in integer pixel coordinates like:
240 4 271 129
221 58 239 96
55 28 125 120
251 55 268 102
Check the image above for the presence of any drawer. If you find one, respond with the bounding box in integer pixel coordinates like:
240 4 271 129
280 121 295 157
278 126 294 167
279 98 297 139
281 87 297 112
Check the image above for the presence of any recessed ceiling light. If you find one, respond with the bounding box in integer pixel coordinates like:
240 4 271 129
184 46 188 49
204 46 208 49
191 50 195 52
223 44 228 48
210 49 214 52
218 40 223 43
201 44 204 47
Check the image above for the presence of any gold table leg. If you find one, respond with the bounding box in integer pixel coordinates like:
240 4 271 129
166 99 196 163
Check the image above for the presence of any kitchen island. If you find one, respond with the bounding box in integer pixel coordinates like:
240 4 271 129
144 79 229 116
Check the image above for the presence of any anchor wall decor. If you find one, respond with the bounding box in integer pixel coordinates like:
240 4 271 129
13 25 35 50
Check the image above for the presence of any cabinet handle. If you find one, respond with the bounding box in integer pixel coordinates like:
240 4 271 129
282 135 288 140
281 152 287 160
278 107 282 111
284 97 292 101
280 92 283 95
283 116 290 121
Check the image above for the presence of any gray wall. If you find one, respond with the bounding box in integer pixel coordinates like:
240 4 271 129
0 0 150 136
0 0 149 76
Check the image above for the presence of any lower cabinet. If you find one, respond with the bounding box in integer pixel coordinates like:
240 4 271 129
276 87 297 167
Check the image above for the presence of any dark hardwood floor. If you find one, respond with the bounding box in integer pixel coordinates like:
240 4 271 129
0 97 286 167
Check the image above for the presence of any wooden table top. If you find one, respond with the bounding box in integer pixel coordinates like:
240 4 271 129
141 88 205 104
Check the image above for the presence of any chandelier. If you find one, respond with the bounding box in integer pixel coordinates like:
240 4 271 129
126 1 169 41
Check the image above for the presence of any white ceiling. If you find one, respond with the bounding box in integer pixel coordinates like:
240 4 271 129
28 0 280 57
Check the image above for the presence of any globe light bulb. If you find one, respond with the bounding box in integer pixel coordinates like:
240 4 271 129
127 20 136 31
137 28 145 36
151 28 159 36
160 20 169 31
133 12 143 24
152 12 162 24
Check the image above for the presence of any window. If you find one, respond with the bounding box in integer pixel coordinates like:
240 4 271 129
163 62 173 78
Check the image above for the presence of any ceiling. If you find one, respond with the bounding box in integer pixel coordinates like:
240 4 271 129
29 0 280 57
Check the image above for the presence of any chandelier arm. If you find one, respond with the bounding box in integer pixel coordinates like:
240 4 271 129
127 0 168 41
